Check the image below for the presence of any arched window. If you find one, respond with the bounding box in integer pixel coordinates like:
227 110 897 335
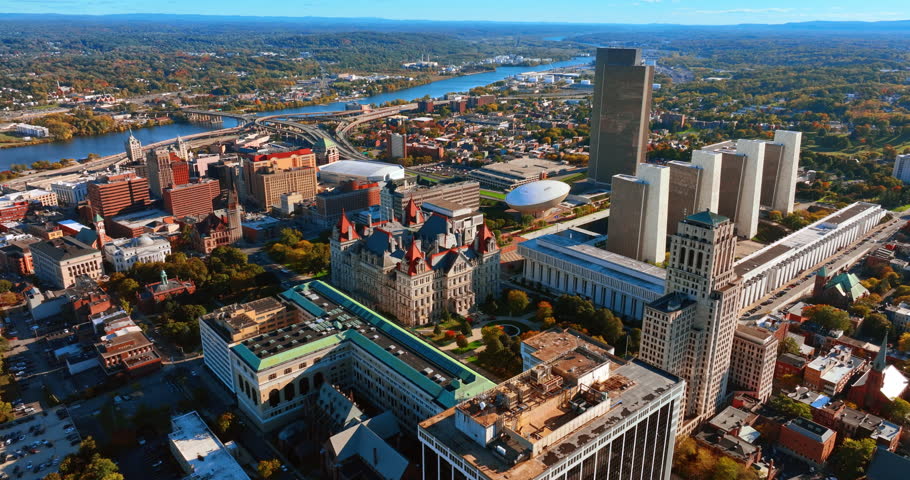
283 383 295 402
314 372 325 388
268 389 280 407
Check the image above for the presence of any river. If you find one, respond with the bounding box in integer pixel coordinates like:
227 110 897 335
0 56 591 169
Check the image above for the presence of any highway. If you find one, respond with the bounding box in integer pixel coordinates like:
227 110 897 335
3 126 243 191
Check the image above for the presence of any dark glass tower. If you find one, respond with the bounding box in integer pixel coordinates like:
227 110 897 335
588 48 654 185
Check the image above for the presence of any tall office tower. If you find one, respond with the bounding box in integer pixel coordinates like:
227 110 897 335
666 151 721 235
388 133 407 159
124 131 143 162
86 172 152 218
640 211 741 433
226 188 242 242
894 154 910 184
588 48 654 185
759 130 802 215
729 325 778 402
607 163 669 264
147 149 175 198
175 136 190 161
242 148 318 209
706 139 765 239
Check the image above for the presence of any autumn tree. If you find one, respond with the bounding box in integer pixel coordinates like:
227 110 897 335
506 290 529 316
830 438 876 480
257 459 282 480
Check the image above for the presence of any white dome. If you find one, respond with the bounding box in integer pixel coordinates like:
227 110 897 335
505 180 570 213
137 235 155 246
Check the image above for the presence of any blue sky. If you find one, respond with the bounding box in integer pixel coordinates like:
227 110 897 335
1 0 908 24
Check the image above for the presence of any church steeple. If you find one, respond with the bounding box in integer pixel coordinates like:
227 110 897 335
873 334 889 372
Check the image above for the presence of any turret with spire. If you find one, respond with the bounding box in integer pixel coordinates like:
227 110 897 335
124 128 143 162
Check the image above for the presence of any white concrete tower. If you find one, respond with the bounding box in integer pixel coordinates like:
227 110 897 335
771 130 802 215
734 140 765 239
638 163 670 264
691 150 721 213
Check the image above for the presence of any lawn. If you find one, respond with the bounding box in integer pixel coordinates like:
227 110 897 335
558 172 588 184
453 340 484 354
480 189 506 200
894 204 910 212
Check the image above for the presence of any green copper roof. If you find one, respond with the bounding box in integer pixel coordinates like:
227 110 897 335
826 272 868 300
232 332 344 372
314 137 337 149
236 280 495 407
685 210 728 227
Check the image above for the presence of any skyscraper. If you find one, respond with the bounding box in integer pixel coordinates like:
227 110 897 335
124 130 142 162
147 148 175 198
588 48 654 185
666 151 721 235
607 163 669 264
640 211 741 433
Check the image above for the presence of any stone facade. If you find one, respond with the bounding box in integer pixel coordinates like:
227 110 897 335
330 199 500 326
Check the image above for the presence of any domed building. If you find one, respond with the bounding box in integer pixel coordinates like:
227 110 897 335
102 233 172 272
505 180 570 215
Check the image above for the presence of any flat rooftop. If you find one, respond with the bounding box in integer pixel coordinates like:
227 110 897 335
472 157 566 181
232 280 495 408
735 202 881 277
169 411 249 480
520 234 665 294
420 358 682 480
523 329 614 364
110 208 174 229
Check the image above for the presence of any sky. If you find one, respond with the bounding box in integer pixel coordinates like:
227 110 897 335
0 0 908 25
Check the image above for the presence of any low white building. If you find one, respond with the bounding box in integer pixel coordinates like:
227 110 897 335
168 411 249 480
735 202 886 309
102 234 171 272
51 178 93 206
518 232 666 320
318 160 405 186
15 123 50 138
0 189 58 208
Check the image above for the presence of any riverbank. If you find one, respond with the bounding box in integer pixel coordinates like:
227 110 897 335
0 56 590 167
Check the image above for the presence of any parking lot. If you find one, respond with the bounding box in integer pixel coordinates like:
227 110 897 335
0 407 80 480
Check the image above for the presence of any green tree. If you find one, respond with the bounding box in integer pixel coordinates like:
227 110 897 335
830 438 876 480
459 320 472 336
768 394 812 419
433 323 442 336
590 309 624 345
46 437 124 480
804 304 852 332
778 337 801 356
899 332 910 352
860 313 891 339
257 459 282 479
884 398 910 424
0 279 12 293
506 290 529 316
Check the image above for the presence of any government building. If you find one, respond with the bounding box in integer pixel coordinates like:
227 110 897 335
330 199 500 326
200 280 496 431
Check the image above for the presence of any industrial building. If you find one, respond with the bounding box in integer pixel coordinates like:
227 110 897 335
467 157 570 190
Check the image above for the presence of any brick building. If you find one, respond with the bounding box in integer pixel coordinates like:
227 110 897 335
313 180 381 228
163 179 221 218
87 172 152 219
778 417 836 467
